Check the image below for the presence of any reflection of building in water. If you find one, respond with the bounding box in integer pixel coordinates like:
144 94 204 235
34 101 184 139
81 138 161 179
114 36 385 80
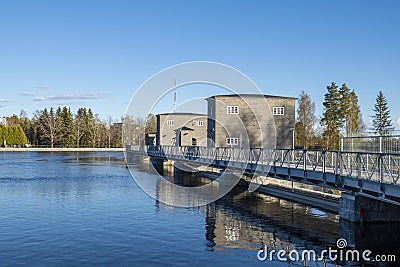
205 190 339 252
154 169 218 208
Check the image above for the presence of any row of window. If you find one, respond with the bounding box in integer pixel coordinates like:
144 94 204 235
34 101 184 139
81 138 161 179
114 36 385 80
166 120 204 127
226 106 285 115
273 107 285 115
226 106 239 114
165 106 285 127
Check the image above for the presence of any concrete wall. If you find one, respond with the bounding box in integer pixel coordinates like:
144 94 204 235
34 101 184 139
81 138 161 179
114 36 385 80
156 113 207 146
207 95 296 149
267 97 296 149
339 192 400 222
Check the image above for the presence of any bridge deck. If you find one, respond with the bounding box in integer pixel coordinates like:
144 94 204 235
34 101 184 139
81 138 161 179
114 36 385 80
126 145 400 205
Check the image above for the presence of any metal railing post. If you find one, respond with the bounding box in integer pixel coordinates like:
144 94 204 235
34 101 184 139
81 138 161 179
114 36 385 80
379 154 383 183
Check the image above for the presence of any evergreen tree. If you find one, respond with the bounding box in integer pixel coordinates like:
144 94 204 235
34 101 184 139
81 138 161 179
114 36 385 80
75 107 88 147
0 125 6 146
372 91 393 135
347 90 364 136
60 106 76 147
0 125 27 146
321 82 344 150
339 85 364 136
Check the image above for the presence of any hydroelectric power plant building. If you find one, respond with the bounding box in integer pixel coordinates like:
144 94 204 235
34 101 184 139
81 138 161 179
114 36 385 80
206 94 296 149
156 94 296 149
156 113 208 146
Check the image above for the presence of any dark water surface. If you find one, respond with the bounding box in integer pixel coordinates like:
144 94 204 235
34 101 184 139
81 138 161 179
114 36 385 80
0 152 398 266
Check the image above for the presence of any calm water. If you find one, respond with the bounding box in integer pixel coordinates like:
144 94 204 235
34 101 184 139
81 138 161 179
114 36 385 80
0 152 399 266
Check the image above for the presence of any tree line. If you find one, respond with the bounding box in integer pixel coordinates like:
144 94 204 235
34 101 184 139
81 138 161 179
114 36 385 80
2 107 158 148
295 82 394 150
1 107 153 148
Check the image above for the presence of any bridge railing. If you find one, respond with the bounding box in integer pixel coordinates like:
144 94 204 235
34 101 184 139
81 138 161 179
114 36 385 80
127 145 400 186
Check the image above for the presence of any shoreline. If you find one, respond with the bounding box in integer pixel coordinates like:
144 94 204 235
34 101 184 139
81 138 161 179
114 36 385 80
1 147 125 152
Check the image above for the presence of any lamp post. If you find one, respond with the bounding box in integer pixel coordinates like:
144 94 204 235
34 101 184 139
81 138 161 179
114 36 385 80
288 127 295 163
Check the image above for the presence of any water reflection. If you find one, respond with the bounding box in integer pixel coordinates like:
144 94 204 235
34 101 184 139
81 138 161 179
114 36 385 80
130 155 400 266
2 152 399 266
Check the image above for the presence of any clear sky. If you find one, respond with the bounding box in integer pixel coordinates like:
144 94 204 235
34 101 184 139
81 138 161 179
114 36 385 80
1 0 399 128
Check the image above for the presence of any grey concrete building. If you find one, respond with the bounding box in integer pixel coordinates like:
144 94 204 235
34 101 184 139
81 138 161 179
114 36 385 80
156 113 207 146
206 94 296 149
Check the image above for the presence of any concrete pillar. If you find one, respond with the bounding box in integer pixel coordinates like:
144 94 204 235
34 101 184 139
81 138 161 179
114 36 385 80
173 164 184 185
149 158 164 175
339 219 400 258
339 192 400 222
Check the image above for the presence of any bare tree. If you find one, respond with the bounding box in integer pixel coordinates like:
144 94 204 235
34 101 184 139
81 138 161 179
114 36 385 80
295 91 317 149
35 108 62 148
122 115 146 146
105 116 114 148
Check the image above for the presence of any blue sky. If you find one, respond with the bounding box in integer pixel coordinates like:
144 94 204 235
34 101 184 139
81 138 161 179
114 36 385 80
1 0 399 128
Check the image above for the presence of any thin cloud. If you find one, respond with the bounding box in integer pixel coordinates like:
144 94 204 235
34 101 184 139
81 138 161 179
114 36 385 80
33 93 108 101
34 86 52 89
0 99 13 103
20 92 39 96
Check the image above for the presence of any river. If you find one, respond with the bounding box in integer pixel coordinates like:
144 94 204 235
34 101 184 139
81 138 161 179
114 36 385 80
0 152 398 266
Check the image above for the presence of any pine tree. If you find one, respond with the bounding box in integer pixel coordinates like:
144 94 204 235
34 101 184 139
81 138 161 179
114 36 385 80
321 82 344 150
347 90 364 136
339 85 364 136
372 91 393 136
339 84 351 133
75 107 88 147
60 106 76 147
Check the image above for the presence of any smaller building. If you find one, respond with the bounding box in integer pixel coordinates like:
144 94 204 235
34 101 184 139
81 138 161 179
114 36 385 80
0 117 7 126
145 133 156 146
113 122 123 147
156 113 207 146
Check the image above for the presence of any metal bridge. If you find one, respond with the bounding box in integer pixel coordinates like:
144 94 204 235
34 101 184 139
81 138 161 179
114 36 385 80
126 145 400 205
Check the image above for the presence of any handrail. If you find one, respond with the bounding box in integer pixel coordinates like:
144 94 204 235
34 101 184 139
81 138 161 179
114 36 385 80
127 145 400 186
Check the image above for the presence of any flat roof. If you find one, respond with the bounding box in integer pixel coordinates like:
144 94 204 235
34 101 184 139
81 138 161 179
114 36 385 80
206 94 297 100
156 112 207 117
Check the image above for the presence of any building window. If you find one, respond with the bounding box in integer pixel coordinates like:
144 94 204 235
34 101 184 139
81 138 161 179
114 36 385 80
273 107 285 115
227 106 239 114
226 138 239 146
166 120 174 126
194 120 204 126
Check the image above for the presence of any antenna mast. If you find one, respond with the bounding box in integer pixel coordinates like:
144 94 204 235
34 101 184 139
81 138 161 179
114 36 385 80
174 79 177 112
